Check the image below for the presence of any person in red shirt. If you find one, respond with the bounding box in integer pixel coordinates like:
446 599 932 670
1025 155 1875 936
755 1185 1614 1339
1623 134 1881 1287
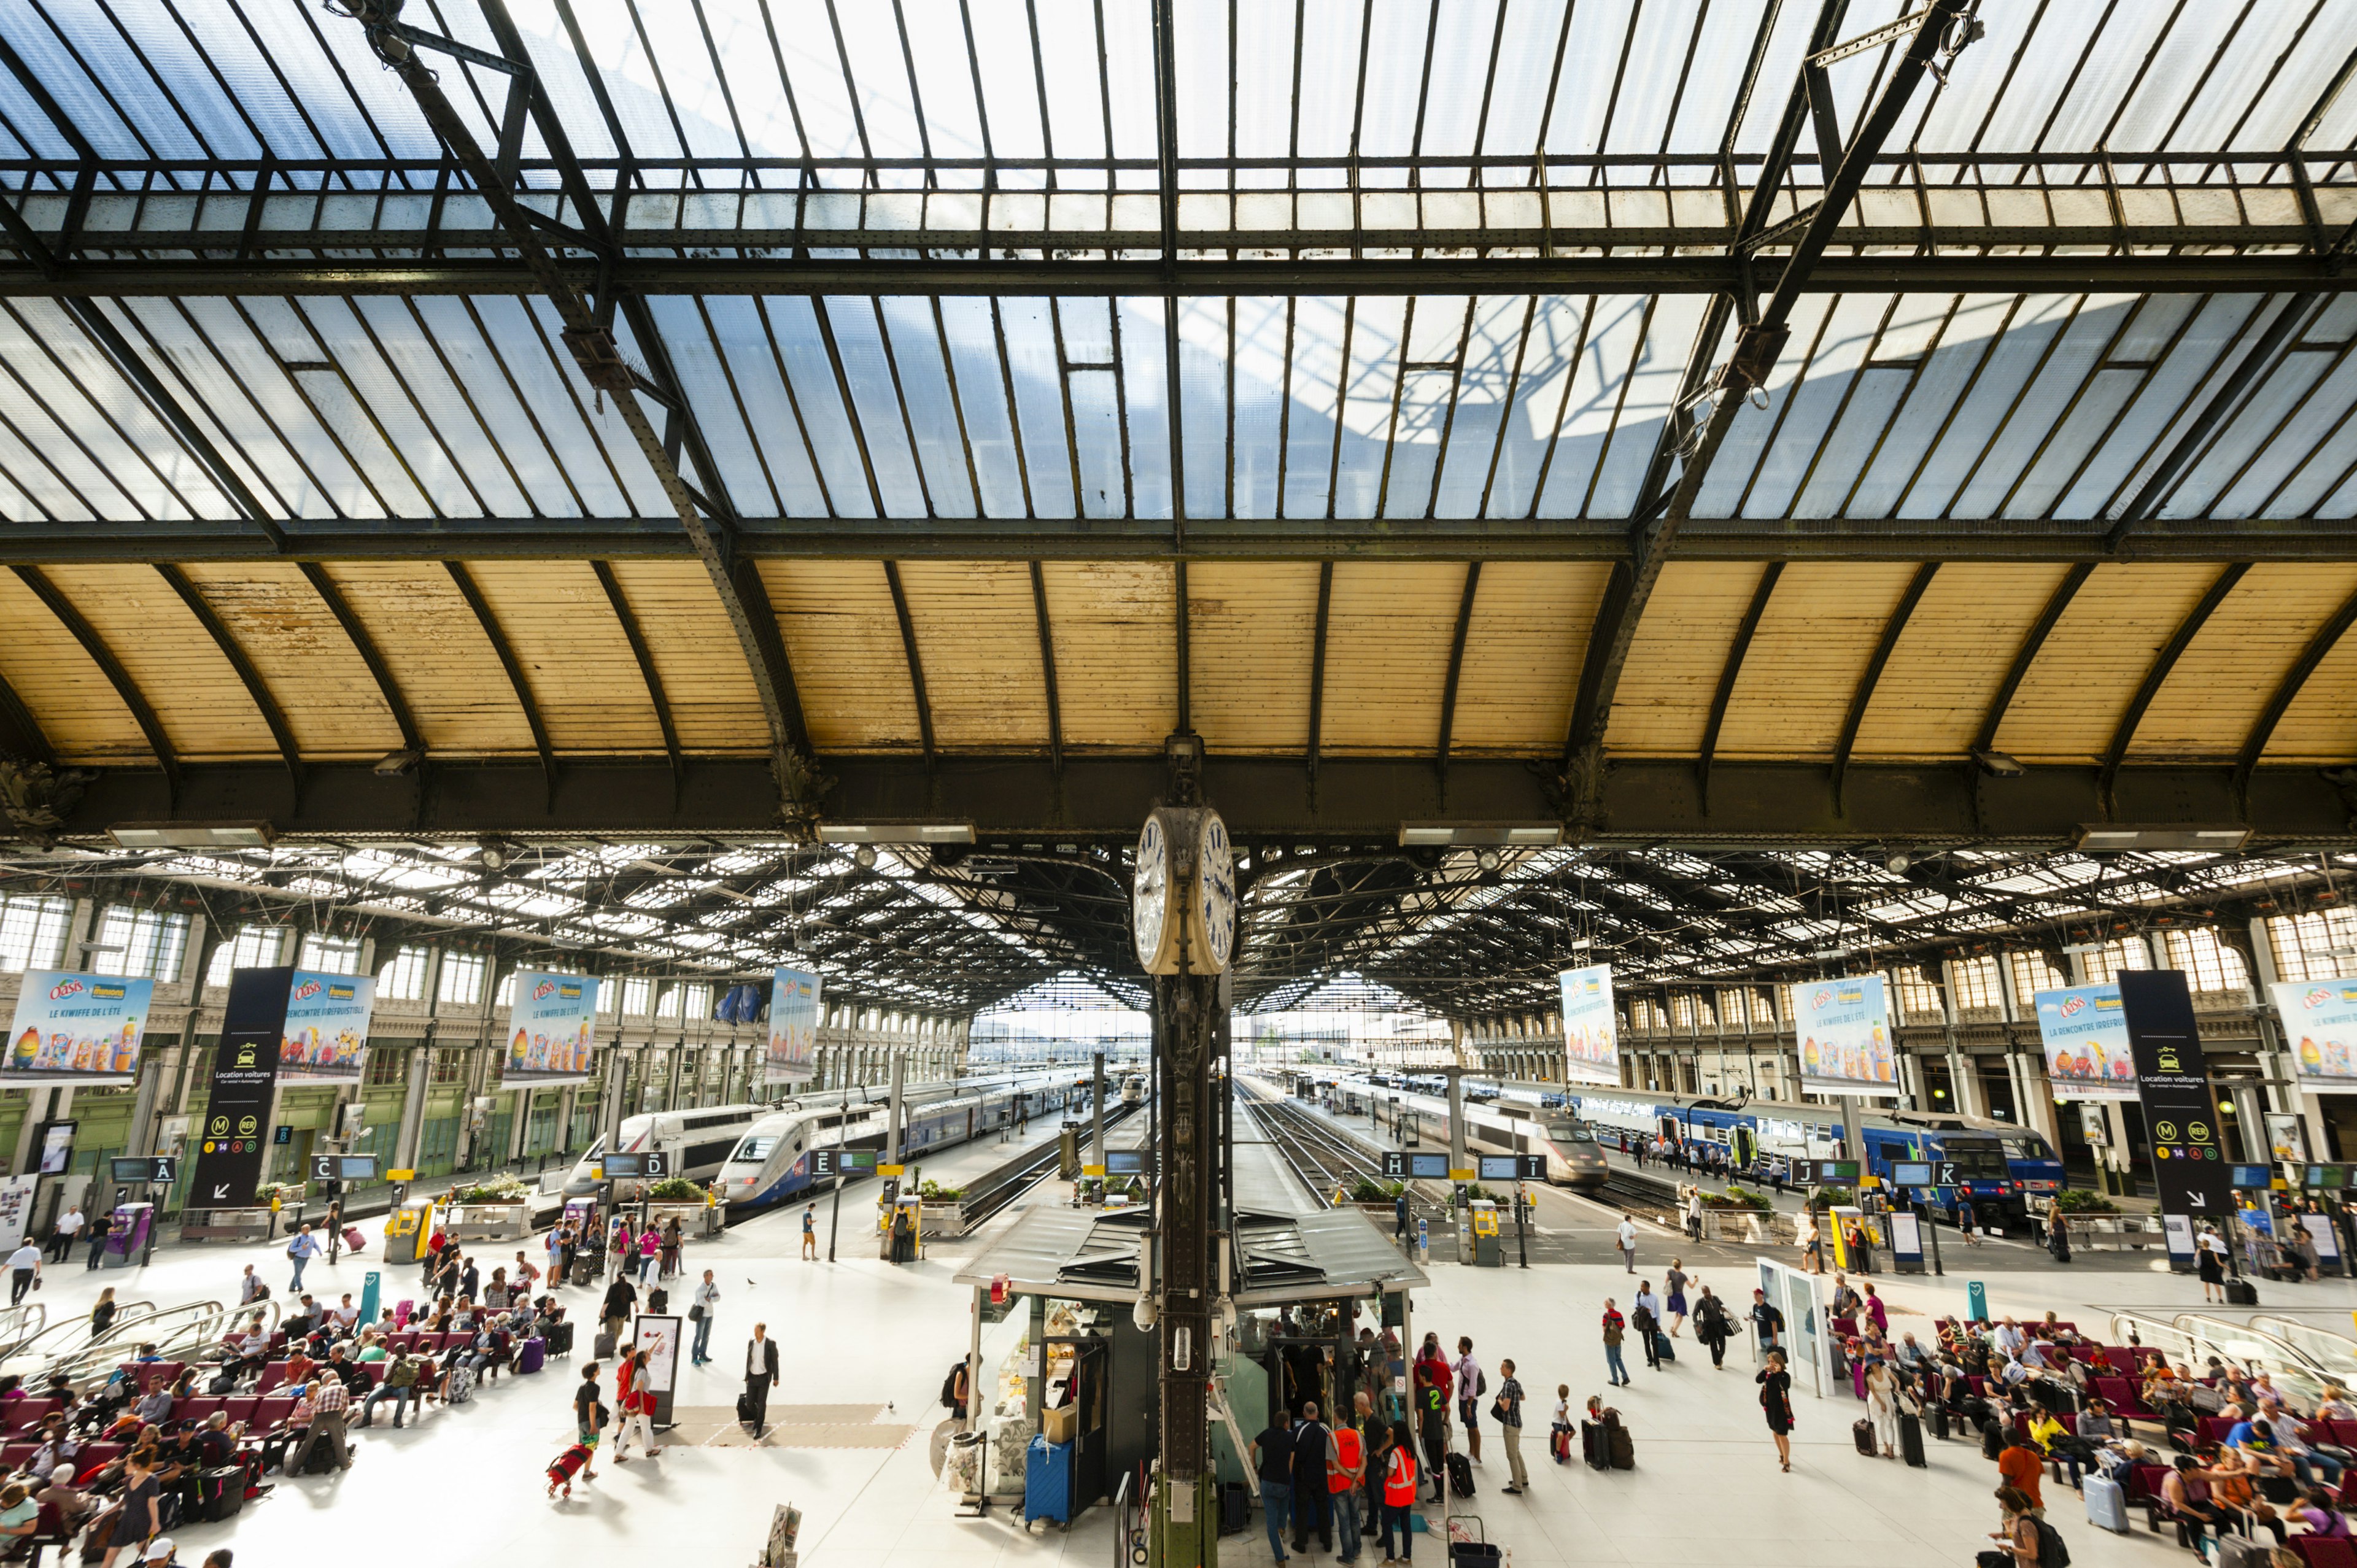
1996 1434 2045 1515
613 1350 660 1462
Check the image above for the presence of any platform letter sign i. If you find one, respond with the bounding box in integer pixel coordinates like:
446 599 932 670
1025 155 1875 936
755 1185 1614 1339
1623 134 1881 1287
189 967 288 1211
2119 968 2232 1268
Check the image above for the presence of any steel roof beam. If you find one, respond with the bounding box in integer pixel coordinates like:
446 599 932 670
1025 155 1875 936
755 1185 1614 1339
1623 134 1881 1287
2234 584 2357 812
1832 563 1940 815
14 565 177 805
2097 563 2251 814
1698 562 1782 816
589 560 684 807
153 563 301 803
444 561 555 811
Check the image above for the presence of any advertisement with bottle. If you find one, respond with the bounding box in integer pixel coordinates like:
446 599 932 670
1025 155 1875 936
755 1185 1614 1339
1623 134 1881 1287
1557 964 1622 1087
2 969 149 1085
2032 983 2138 1101
504 970 598 1087
2269 977 2357 1090
1790 975 1899 1097
278 970 376 1083
767 968 822 1084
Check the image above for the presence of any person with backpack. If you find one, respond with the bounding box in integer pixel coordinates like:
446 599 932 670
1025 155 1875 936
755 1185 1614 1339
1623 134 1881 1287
940 1360 970 1423
1601 1300 1630 1388
1452 1338 1484 1466
1978 1486 2054 1568
1415 1367 1449 1504
1631 1284 1660 1370
1326 1399 1365 1562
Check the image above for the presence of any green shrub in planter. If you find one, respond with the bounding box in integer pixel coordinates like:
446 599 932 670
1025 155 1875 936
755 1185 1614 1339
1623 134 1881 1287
2048 1188 2119 1215
648 1176 705 1202
1716 1186 1775 1213
1804 1186 1856 1210
455 1174 530 1203
916 1179 965 1201
1350 1178 1391 1203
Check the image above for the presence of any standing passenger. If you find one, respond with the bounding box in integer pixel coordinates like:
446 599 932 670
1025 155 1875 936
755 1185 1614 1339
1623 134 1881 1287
1759 1350 1795 1472
1495 1359 1528 1496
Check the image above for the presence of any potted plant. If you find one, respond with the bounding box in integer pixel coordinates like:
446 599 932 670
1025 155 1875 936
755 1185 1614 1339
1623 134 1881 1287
454 1173 530 1204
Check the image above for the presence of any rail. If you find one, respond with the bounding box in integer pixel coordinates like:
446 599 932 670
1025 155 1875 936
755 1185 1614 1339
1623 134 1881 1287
2 1299 152 1378
0 1304 43 1365
2171 1312 2339 1388
2249 1315 2357 1381
954 1105 1139 1234
2107 1311 2331 1412
45 1299 244 1390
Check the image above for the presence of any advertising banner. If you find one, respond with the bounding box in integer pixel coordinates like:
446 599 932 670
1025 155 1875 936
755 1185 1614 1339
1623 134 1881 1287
632 1314 681 1427
188 967 288 1210
503 970 597 1088
0 1175 36 1253
2269 978 2357 1091
3 970 149 1085
2032 983 2138 1101
2119 969 2232 1249
279 971 375 1083
1790 975 1899 1097
767 968 822 1084
1557 964 1622 1087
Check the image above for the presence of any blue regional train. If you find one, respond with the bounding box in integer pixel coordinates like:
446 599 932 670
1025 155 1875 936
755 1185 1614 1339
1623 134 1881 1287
1563 1089 2065 1230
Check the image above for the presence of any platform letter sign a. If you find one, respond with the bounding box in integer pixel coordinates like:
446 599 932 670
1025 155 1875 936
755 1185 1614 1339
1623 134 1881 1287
188 967 289 1211
2120 968 2232 1265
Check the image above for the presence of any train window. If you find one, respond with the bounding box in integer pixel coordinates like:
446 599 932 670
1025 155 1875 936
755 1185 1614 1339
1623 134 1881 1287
1999 1136 2055 1162
734 1135 778 1162
1546 1123 1595 1143
1941 1140 2008 1179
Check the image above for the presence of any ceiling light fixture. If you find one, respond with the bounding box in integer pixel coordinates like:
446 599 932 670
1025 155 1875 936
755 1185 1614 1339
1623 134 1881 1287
108 822 274 849
2075 824 2251 852
1398 822 1562 848
1970 748 2026 778
818 822 977 845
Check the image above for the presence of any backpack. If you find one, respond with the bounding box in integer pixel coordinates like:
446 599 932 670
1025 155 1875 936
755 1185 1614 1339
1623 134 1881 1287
940 1363 966 1408
1475 1369 1487 1397
2032 1518 2070 1568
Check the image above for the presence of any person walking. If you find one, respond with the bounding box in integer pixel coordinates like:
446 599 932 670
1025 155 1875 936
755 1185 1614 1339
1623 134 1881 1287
1749 1288 1784 1353
802 1205 818 1261
90 1287 118 1342
1601 1299 1630 1387
1494 1359 1528 1496
613 1350 660 1461
285 1223 321 1293
1251 1410 1297 1565
1377 1420 1418 1565
1692 1285 1730 1369
743 1321 780 1437
659 1218 683 1281
570 1362 604 1481
1328 1394 1366 1564
1849 1219 1876 1276
2045 1205 2072 1264
47 1205 81 1264
1799 1210 1823 1273
4 1238 38 1307
1759 1349 1795 1472
1616 1213 1636 1273
1394 1191 1410 1243
1414 1360 1449 1504
83 1210 108 1270
1290 1401 1334 1556
1632 1283 1660 1370
1865 1356 1899 1460
1664 1261 1690 1337
689 1270 719 1366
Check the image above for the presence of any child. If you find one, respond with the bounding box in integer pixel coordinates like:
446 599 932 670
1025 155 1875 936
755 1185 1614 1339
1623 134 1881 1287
1551 1383 1573 1462
547 1439 596 1499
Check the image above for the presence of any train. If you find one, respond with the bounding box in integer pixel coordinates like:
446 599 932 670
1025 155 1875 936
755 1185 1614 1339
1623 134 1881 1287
1120 1074 1147 1107
1294 1075 1611 1194
714 1078 1074 1212
560 1072 1076 1198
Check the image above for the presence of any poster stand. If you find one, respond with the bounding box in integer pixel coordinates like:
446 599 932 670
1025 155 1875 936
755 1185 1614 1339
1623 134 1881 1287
633 1313 683 1429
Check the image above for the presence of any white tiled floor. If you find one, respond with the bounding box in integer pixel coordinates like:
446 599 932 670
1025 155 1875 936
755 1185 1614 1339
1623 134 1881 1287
36 1184 2357 1568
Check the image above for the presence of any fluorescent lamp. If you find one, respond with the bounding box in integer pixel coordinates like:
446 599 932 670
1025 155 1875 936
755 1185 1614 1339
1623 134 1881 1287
108 822 274 849
2074 824 2251 852
1396 822 1563 848
818 822 977 845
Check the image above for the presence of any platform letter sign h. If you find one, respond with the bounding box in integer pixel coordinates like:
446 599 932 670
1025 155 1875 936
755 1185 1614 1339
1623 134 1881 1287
2119 968 2232 1268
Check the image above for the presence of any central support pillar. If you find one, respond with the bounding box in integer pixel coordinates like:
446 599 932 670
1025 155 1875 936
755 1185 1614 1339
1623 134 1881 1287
1151 968 1218 1568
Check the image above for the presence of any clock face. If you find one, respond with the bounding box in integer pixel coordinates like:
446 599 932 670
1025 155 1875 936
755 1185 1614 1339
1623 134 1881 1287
1132 813 1170 970
1197 811 1236 970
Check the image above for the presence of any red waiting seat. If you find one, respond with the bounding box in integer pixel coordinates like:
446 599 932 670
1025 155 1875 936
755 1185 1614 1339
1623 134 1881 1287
0 1442 34 1472
2328 1421 2357 1450
176 1397 223 1427
250 1397 294 1430
72 1442 122 1481
252 1363 290 1396
2295 1540 2357 1568
218 1397 259 1429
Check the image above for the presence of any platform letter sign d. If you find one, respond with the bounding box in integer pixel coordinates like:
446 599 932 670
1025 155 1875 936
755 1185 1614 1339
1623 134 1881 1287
2120 968 2232 1266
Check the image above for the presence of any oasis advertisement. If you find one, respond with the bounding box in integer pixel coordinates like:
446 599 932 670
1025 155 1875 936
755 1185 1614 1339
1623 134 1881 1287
1791 975 1898 1097
1557 964 1622 1087
279 970 376 1083
2269 978 2357 1090
767 968 822 1084
4 969 149 1084
2032 983 2138 1100
504 970 598 1087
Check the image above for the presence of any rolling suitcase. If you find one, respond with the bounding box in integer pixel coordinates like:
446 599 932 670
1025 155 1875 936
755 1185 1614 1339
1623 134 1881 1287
1982 1421 2005 1461
2218 1534 2275 1568
198 1465 245 1522
593 1330 619 1361
517 1337 546 1375
447 1365 477 1404
1219 1481 1248 1536
1930 1402 1949 1442
1550 1425 1571 1464
1899 1413 1925 1469
2224 1277 2260 1307
2085 1473 2130 1534
646 1287 668 1315
547 1321 575 1356
343 1226 366 1253
1854 1419 1878 1456
1580 1421 1608 1470
1447 1451 1475 1497
1654 1334 1674 1363
395 1299 414 1329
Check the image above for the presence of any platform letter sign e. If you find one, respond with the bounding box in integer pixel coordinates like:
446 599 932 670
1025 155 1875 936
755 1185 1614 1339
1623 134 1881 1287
2119 968 2232 1239
188 967 290 1211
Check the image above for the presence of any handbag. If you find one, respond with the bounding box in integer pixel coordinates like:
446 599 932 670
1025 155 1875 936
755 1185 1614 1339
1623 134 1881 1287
689 1303 705 1321
1490 1398 1509 1424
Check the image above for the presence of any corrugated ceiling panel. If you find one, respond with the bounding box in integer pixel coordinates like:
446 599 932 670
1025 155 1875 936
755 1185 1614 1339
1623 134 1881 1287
0 571 147 762
1716 563 1921 758
317 563 534 756
1852 563 2071 760
759 560 919 751
37 565 274 759
1995 563 2221 763
897 561 1050 749
1188 562 1318 755
463 561 663 754
1039 562 1177 749
2134 564 2357 759
1450 562 1612 752
1319 562 1464 755
2267 604 2357 763
601 561 767 754
176 562 400 759
1603 562 1770 756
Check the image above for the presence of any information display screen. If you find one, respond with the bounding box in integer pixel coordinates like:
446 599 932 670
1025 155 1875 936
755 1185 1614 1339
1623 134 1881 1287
1105 1149 1146 1175
110 1156 176 1184
2307 1165 2351 1190
2230 1164 2275 1189
1889 1161 1934 1187
603 1152 646 1178
1407 1152 1450 1179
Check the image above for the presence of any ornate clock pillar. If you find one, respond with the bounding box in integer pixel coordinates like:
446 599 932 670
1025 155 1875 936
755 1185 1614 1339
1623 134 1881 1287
1133 733 1236 1568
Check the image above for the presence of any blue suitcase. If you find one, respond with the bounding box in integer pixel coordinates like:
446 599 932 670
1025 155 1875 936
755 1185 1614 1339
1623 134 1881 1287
1024 1435 1074 1526
2085 1472 2129 1534
517 1336 546 1375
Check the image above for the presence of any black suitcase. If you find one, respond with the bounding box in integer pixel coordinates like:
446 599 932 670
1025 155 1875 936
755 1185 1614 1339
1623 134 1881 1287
1580 1421 1608 1470
198 1465 245 1523
1654 1333 1674 1363
1854 1419 1877 1456
2225 1277 2261 1307
1982 1420 2005 1461
1900 1413 1925 1469
547 1321 575 1356
647 1288 668 1315
594 1330 619 1361
1607 1423 1634 1470
1219 1481 1248 1535
1930 1402 1949 1442
1447 1451 1475 1497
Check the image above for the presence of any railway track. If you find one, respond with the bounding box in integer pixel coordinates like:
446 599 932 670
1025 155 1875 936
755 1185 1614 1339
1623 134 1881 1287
954 1103 1139 1230
1238 1080 1451 1221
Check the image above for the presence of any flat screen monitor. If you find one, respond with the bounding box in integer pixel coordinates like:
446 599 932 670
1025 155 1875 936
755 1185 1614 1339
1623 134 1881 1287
2230 1164 2274 1189
1407 1152 1450 1179
602 1152 646 1178
336 1156 378 1181
1105 1149 1145 1175
1889 1161 1934 1187
1477 1155 1520 1180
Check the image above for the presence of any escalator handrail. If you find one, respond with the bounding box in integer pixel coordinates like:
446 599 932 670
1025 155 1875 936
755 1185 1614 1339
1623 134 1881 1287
2169 1311 2334 1377
2249 1315 2357 1375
